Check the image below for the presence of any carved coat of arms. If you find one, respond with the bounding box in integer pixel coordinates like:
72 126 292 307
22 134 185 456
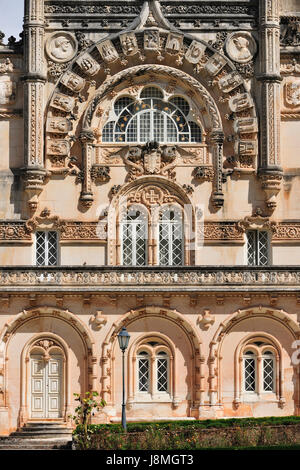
285 81 300 107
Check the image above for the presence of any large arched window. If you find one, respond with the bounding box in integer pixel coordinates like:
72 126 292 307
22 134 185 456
102 86 202 144
121 206 148 266
158 206 183 266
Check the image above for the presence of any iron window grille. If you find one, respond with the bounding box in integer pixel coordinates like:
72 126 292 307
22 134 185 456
35 231 58 267
247 230 270 267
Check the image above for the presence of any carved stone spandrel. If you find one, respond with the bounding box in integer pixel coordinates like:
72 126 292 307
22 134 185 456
0 76 16 106
283 79 300 112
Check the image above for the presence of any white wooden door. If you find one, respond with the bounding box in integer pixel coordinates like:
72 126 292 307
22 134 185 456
31 354 63 419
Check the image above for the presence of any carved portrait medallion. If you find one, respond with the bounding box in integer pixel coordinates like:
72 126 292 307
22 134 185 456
46 32 78 63
225 32 257 63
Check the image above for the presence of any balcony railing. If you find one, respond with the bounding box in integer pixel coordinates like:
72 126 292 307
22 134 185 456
0 266 299 292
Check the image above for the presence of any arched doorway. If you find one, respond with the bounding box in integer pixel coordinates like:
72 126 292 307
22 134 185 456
29 339 65 419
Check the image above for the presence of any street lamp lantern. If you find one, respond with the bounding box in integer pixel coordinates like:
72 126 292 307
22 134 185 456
118 327 130 352
117 327 130 431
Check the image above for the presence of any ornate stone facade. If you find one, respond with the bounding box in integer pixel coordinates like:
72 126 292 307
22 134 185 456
0 0 300 434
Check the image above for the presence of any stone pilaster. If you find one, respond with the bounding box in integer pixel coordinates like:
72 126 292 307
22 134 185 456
22 0 47 212
258 0 282 211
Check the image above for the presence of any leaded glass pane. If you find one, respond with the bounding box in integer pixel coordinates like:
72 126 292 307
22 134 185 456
139 112 151 142
102 122 115 142
138 358 150 392
114 97 134 115
244 357 256 392
140 87 164 99
103 86 203 144
169 97 190 116
263 357 274 392
157 358 168 392
190 121 202 143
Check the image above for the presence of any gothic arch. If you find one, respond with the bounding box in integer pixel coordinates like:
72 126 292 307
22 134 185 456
209 306 300 407
101 306 204 412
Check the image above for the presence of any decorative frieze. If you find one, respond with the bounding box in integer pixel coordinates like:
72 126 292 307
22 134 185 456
1 267 300 290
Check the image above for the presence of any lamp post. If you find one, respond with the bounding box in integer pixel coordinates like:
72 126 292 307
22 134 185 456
117 326 130 431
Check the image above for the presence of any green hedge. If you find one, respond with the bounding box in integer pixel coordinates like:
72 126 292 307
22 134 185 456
74 415 300 435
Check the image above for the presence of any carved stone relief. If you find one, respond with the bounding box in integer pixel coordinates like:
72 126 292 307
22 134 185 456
46 32 78 63
46 117 73 134
120 33 138 56
60 71 85 93
283 79 300 113
50 92 76 113
76 53 101 76
97 40 119 63
225 32 257 63
0 76 16 105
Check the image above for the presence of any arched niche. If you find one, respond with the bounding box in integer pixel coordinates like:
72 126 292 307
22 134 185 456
209 307 300 416
101 306 203 418
0 307 97 429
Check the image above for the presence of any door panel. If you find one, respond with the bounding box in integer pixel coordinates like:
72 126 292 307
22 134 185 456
30 354 63 419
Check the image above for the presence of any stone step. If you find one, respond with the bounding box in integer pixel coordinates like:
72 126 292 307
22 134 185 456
0 438 72 450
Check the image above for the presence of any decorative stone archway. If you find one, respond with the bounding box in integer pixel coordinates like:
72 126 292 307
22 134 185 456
41 14 258 212
0 307 97 427
209 306 300 409
101 306 203 417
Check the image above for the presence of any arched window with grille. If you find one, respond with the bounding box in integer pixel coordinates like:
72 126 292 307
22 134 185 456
135 343 171 400
262 350 275 392
102 86 202 144
137 351 150 393
243 350 257 393
158 206 183 266
121 206 148 266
